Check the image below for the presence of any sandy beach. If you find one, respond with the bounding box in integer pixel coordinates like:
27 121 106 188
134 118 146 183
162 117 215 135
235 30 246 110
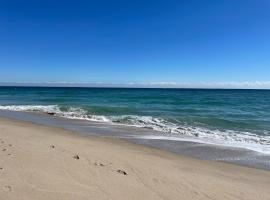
0 117 269 200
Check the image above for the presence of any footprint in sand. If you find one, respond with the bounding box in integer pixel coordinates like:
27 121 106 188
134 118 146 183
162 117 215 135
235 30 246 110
94 162 105 167
2 148 7 151
117 170 128 175
50 145 55 148
3 185 12 192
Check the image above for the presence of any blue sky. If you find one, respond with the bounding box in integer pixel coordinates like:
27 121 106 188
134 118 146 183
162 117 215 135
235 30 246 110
0 0 270 87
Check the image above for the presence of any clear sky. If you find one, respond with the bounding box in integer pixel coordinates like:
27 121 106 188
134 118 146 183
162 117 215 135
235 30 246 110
0 0 270 88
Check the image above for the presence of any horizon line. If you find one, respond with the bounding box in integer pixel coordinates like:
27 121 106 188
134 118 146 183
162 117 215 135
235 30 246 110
1 81 270 89
0 86 269 90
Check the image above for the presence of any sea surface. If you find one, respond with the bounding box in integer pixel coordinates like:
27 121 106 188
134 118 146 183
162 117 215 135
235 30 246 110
0 86 270 156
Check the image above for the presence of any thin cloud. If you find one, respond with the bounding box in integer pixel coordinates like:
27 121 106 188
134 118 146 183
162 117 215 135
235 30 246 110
0 81 270 89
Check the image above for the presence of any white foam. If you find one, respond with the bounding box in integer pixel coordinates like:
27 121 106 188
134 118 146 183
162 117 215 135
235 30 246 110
0 105 59 113
0 105 269 154
136 135 270 154
108 115 270 154
0 105 111 123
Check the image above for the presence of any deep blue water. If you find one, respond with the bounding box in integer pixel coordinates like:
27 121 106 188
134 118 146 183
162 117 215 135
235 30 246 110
0 87 270 153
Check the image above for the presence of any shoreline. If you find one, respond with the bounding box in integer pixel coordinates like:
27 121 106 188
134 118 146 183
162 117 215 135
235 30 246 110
0 104 269 155
0 116 270 199
0 110 270 171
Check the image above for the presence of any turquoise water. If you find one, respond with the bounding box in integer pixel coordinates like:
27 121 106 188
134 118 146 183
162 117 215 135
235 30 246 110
0 87 270 152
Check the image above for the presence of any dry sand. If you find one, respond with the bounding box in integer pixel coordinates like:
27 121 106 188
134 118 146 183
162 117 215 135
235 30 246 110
0 117 269 200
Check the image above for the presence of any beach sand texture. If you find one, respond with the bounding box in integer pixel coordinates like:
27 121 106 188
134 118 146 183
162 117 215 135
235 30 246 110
0 117 269 200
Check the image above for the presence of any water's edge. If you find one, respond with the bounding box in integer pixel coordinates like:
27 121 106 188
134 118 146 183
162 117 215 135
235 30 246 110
0 104 269 154
0 110 269 171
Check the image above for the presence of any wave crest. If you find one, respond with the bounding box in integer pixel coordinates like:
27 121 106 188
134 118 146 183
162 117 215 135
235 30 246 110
0 105 269 153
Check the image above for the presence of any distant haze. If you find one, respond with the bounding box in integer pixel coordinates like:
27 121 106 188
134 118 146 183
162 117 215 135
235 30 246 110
1 81 270 89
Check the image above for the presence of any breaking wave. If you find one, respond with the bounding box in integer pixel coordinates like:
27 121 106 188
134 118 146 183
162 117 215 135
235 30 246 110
0 105 269 154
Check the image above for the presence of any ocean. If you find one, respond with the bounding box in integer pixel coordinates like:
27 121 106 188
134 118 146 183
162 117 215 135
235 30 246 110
0 86 270 156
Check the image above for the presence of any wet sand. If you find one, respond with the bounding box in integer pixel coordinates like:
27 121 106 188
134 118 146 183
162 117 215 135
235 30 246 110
0 117 270 200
